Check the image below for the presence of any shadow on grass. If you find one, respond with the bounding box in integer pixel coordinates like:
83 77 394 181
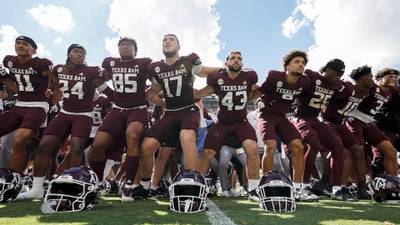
0 197 210 225
212 196 400 225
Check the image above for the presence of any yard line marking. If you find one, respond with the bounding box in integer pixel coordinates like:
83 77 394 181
206 200 237 225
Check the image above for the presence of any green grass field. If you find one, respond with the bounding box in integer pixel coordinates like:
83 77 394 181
1 197 400 225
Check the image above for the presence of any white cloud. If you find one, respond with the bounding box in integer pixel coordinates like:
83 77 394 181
283 0 400 76
105 0 223 88
36 43 52 58
0 25 51 61
282 16 307 39
27 4 75 33
0 25 19 62
53 37 63 44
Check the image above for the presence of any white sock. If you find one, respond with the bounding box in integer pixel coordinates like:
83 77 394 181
150 185 158 190
32 177 45 190
140 181 150 190
132 184 139 189
27 176 45 196
293 182 301 190
103 159 116 179
332 185 341 195
248 179 259 191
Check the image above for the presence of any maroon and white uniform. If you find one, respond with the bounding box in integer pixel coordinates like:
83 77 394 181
97 57 152 139
293 69 344 185
258 70 310 144
43 64 102 139
90 95 112 138
146 53 202 147
322 81 369 148
203 69 258 152
346 85 394 146
0 55 53 135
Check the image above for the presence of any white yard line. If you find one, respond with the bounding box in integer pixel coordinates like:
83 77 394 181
206 200 237 225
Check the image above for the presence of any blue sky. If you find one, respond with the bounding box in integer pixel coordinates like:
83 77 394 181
1 0 399 85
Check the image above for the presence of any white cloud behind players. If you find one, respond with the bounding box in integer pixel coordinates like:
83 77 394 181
282 0 400 76
27 4 75 33
0 25 18 62
104 0 223 87
0 25 51 63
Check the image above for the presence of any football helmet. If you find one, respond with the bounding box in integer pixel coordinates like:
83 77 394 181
20 174 33 193
0 168 22 203
169 170 209 213
370 174 400 203
256 170 296 213
41 166 99 213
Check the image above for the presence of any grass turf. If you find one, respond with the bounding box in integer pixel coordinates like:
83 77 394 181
1 196 400 225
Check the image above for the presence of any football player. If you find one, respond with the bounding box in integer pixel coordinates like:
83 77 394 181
195 51 261 201
138 34 222 196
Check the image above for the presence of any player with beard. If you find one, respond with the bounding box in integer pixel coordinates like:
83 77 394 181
88 37 161 202
320 66 374 199
292 58 349 200
195 51 260 201
347 67 399 176
136 34 222 197
18 44 112 199
252 50 319 201
0 36 54 175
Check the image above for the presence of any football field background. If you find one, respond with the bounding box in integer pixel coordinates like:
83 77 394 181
1 197 400 225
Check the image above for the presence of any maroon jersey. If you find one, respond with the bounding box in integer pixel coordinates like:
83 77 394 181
92 95 112 126
208 69 257 123
322 81 368 124
102 57 152 108
259 70 310 116
295 69 340 118
354 85 394 121
148 53 201 110
54 64 102 112
2 55 53 102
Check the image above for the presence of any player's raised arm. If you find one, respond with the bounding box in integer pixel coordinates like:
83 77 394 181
249 83 264 101
194 65 223 78
194 85 215 100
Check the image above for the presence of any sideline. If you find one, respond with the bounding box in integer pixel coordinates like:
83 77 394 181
206 200 237 225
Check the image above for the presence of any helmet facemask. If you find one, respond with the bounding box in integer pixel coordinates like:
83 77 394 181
169 178 209 213
0 168 22 203
257 181 296 213
41 167 99 213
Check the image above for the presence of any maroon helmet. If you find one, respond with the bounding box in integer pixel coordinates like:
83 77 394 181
41 166 99 213
169 169 209 213
0 168 22 203
256 170 296 213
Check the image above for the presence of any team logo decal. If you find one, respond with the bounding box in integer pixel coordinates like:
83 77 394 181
7 61 13 68
57 67 63 73
316 79 321 85
217 78 224 85
277 81 283 88
110 60 115 67
155 66 160 73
